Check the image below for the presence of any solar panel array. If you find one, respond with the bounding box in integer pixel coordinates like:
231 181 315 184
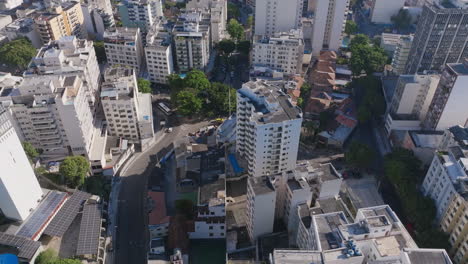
0 232 41 260
76 203 102 255
16 191 67 239
44 191 92 237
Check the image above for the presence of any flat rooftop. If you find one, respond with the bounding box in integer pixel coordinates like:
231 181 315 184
271 249 322 264
314 212 348 251
248 176 275 196
199 178 225 206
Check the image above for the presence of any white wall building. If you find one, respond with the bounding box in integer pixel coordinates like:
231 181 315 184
101 66 154 143
252 30 304 75
0 0 22 10
189 178 226 239
118 0 162 33
246 176 276 242
104 27 145 74
81 0 115 40
186 0 227 43
391 35 413 75
385 74 440 133
423 61 468 131
145 24 174 84
236 80 302 177
422 125 468 219
370 0 406 24
254 0 303 37
0 105 43 221
173 12 211 73
310 0 349 55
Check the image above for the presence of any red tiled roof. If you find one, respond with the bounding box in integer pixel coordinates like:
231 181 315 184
335 114 357 128
148 191 170 225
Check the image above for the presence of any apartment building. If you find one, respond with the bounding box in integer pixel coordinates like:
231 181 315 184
370 0 405 24
293 205 452 263
189 178 226 239
0 105 43 221
34 1 87 44
236 80 302 177
145 24 174 84
421 126 468 219
81 0 115 40
0 0 22 10
26 36 101 109
385 74 440 133
118 0 162 33
405 2 468 74
186 0 227 43
252 30 304 75
104 27 145 74
310 0 349 55
246 176 276 242
173 12 211 73
422 61 468 130
254 0 303 36
391 35 413 75
440 179 468 264
101 67 149 143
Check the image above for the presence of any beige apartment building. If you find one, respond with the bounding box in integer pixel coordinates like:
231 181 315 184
34 1 87 44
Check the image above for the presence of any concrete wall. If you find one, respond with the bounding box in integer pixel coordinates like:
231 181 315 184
371 0 405 24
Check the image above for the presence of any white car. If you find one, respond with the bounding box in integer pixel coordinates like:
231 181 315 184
165 128 173 133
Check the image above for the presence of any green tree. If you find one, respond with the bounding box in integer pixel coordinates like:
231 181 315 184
0 38 36 70
357 104 371 123
345 141 375 169
137 78 152 93
185 70 210 91
205 83 237 116
36 249 57 264
227 19 244 42
52 259 81 264
350 42 387 75
93 41 107 64
227 3 240 20
218 39 236 56
176 90 203 116
59 156 89 188
22 142 39 160
237 40 251 56
345 20 358 35
391 9 411 30
349 34 369 49
247 15 254 28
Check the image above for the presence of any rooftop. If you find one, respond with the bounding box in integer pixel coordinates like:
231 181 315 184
271 249 322 264
199 178 225 206
313 212 348 251
148 191 170 225
248 176 275 196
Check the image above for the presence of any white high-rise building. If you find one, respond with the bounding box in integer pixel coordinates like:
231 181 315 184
423 60 468 131
310 0 349 55
101 66 154 143
186 0 227 43
0 105 43 221
82 0 115 40
118 0 163 32
173 12 211 73
236 80 302 177
104 27 145 74
246 176 276 242
391 35 413 75
145 24 174 84
254 0 303 36
252 30 304 75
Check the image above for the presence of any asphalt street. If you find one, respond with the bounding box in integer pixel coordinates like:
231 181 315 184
113 112 210 264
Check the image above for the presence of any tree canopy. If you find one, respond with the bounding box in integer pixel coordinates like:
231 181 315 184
218 39 236 56
237 40 251 56
36 249 81 264
59 156 89 188
93 41 107 64
345 141 375 169
227 3 240 20
345 20 358 35
0 38 36 70
168 70 236 117
22 142 39 160
137 78 152 93
354 76 386 123
391 9 412 30
349 35 387 76
227 19 244 42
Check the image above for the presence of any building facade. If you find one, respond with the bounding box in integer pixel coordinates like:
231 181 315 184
0 105 43 221
370 0 405 24
391 35 413 75
173 12 211 73
423 61 468 130
118 0 162 33
236 80 302 177
186 0 227 43
81 0 115 40
405 3 468 74
104 27 145 74
252 30 304 75
145 24 174 84
254 0 303 36
246 176 276 242
310 0 349 55
34 2 87 44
